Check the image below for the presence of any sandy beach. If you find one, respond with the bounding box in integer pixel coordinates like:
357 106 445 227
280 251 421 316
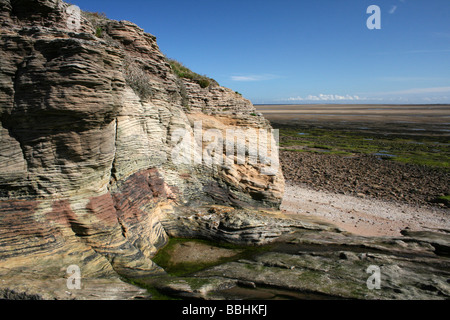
256 104 450 124
281 182 449 237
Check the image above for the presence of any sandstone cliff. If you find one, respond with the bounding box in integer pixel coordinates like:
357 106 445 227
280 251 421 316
1 1 449 301
0 0 285 298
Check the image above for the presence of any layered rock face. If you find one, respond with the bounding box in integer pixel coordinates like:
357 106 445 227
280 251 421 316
0 0 284 298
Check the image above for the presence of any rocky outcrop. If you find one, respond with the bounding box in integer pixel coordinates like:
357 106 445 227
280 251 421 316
145 227 450 300
0 0 284 299
3 1 448 301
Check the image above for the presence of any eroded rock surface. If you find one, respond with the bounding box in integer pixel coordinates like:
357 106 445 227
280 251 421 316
147 227 450 300
1 0 448 300
0 0 284 299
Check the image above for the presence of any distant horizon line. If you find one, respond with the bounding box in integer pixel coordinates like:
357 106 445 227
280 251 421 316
253 103 450 106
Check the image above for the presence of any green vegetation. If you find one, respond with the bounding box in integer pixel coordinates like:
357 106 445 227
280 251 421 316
168 59 218 88
152 238 270 277
435 195 450 205
95 26 103 38
82 11 109 32
277 126 450 170
196 78 211 89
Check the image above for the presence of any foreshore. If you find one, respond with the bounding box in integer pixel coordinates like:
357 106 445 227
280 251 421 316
255 103 450 124
256 104 450 237
281 181 449 237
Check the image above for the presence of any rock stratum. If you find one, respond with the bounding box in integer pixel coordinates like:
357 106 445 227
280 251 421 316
1 0 449 300
0 0 286 299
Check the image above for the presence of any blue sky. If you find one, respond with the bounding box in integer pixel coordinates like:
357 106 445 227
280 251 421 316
71 0 450 104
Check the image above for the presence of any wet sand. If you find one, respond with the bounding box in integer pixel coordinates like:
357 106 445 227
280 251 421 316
256 104 450 124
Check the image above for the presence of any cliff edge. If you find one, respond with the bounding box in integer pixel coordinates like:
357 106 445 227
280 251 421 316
2 1 449 301
0 0 288 298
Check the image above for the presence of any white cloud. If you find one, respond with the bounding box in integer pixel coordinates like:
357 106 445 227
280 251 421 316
279 88 450 104
389 5 397 14
230 74 279 82
287 96 304 101
286 94 363 102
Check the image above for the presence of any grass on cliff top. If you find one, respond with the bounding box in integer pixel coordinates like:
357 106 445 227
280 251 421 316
168 58 218 89
82 11 109 32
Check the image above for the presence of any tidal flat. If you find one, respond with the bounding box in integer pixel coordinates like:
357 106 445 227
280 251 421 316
256 104 450 208
275 122 449 169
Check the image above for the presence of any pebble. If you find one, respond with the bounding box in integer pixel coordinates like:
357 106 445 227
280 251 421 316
281 182 450 237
